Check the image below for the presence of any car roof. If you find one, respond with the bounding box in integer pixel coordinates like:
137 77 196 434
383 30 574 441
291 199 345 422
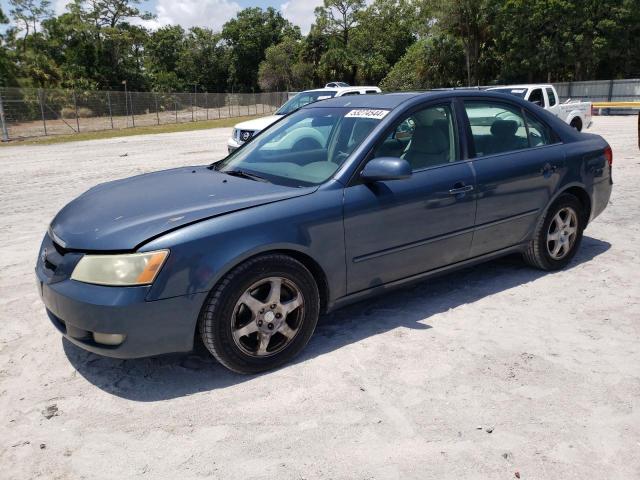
302 86 380 94
303 89 567 112
303 92 422 109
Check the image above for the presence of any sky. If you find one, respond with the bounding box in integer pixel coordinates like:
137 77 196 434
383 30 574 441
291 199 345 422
0 0 324 34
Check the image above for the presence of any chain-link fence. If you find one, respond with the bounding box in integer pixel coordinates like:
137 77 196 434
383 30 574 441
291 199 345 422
555 79 640 102
0 88 289 141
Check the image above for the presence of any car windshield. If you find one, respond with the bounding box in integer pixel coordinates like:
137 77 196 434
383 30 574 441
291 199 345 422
276 91 337 115
490 88 528 98
215 107 388 187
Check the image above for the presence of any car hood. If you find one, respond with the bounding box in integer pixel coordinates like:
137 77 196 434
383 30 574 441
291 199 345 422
234 115 282 132
50 166 315 251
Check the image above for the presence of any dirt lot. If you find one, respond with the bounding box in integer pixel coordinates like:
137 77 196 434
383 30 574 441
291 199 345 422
0 117 638 479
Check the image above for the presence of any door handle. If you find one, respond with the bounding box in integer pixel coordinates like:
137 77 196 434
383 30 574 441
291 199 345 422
541 163 558 175
449 183 474 195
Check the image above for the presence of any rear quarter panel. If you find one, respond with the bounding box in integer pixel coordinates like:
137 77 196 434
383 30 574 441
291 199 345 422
557 133 612 222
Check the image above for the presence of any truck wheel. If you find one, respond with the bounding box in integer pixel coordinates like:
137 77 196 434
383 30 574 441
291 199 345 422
523 194 585 271
198 254 320 374
570 117 583 132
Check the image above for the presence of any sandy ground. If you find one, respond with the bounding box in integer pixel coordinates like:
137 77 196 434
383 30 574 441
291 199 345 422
0 117 639 480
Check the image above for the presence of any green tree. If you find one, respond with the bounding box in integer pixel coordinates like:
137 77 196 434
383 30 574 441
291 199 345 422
434 0 493 86
1 7 18 86
258 36 314 91
9 0 53 52
177 28 230 93
313 0 366 83
222 7 300 92
351 0 418 84
380 31 465 90
145 25 185 91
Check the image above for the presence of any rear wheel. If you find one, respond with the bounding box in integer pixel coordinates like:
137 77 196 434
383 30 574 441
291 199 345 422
199 254 320 374
524 194 585 271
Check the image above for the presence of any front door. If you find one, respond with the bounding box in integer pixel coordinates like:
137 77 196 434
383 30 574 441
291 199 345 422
343 103 477 294
463 100 565 256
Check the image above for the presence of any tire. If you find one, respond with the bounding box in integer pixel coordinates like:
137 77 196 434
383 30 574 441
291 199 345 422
524 194 585 271
570 117 583 132
198 254 320 374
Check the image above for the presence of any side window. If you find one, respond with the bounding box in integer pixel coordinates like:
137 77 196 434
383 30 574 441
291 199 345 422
373 104 459 171
341 91 361 96
464 101 529 157
546 88 557 107
525 112 554 147
528 89 544 107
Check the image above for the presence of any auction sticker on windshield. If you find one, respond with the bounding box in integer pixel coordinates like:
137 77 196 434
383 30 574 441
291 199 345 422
345 109 390 120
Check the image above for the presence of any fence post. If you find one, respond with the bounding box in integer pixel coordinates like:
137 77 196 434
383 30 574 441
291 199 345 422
0 91 9 142
228 94 232 118
175 98 178 123
130 91 136 128
38 88 48 136
107 91 114 129
205 92 209 120
192 91 195 122
72 90 80 132
217 94 220 119
154 92 160 126
606 79 615 116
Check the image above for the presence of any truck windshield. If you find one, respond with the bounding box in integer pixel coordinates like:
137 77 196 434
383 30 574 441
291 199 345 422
491 88 527 99
276 91 337 115
215 107 387 187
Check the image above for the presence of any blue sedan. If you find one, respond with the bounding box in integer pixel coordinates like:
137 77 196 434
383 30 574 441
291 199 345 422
36 91 613 373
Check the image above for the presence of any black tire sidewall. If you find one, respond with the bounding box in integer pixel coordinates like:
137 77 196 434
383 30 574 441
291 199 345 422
200 255 320 374
537 195 585 270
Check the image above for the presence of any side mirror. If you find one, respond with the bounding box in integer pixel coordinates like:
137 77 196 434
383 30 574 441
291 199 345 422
361 157 412 182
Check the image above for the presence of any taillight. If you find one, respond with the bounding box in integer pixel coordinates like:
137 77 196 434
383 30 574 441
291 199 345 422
604 145 613 167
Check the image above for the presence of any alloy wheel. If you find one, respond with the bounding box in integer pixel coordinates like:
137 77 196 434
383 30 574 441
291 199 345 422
231 277 304 357
546 207 578 260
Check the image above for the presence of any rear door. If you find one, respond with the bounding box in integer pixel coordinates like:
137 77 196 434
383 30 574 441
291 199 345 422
343 102 477 293
463 99 565 256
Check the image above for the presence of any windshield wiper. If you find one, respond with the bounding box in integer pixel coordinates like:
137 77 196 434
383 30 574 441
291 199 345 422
224 169 270 183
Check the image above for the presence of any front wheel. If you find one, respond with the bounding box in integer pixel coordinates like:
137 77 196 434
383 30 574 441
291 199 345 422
524 194 585 271
199 254 320 374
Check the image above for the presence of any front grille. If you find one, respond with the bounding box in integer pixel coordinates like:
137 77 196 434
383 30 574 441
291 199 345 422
239 130 255 143
43 242 65 274
39 234 80 283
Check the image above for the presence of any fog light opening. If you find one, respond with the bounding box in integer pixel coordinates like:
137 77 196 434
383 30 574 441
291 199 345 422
93 332 126 346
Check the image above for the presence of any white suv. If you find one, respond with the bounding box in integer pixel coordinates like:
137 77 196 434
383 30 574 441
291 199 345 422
227 86 381 153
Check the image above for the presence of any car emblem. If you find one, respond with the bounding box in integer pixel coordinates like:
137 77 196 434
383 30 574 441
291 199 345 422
41 248 48 263
241 131 252 142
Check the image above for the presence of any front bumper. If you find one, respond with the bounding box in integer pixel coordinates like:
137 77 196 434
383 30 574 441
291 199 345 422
36 267 207 359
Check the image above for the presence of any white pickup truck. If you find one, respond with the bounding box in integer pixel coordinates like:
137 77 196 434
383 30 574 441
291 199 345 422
487 84 592 131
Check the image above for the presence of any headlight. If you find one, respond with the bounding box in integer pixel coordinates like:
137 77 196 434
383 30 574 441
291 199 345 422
232 129 239 141
71 250 169 286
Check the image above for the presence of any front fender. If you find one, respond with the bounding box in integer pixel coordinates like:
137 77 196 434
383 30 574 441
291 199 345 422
141 189 346 304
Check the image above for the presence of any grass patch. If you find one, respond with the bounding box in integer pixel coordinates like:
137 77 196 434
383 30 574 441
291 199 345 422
0 115 263 146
